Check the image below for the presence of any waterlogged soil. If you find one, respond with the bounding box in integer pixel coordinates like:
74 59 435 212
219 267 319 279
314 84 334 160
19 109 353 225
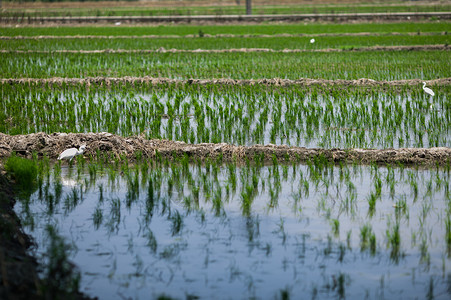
1 132 450 166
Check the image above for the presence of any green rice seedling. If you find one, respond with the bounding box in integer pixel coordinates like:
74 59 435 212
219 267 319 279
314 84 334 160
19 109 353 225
98 183 104 203
54 180 62 203
92 206 103 230
5 154 38 191
169 210 183 236
369 232 377 256
53 163 62 180
241 183 255 217
212 188 223 217
245 215 261 244
63 187 80 214
125 171 140 208
145 229 158 254
393 196 408 219
268 186 279 210
146 176 155 216
387 222 402 262
360 224 372 252
88 163 97 183
331 219 340 237
275 217 287 246
374 176 382 198
108 197 121 231
420 238 431 267
367 192 377 217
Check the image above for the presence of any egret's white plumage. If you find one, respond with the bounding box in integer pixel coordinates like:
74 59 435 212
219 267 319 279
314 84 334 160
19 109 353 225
310 38 315 44
58 145 86 161
422 82 435 97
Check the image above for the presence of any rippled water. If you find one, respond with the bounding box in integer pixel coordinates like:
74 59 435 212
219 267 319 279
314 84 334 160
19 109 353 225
15 161 451 299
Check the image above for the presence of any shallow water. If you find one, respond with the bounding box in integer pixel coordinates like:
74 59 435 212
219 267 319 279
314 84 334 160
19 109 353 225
15 161 451 299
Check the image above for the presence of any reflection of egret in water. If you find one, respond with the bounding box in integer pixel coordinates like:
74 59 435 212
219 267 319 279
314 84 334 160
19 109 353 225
61 178 78 187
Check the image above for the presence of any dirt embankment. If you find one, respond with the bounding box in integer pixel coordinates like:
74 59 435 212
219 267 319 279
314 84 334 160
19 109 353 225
4 0 438 10
1 132 450 167
2 77 451 88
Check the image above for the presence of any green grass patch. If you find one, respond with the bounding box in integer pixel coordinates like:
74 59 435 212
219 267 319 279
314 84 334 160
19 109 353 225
5 154 38 190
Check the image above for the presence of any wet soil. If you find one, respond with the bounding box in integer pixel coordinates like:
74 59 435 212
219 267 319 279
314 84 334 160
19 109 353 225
1 132 450 167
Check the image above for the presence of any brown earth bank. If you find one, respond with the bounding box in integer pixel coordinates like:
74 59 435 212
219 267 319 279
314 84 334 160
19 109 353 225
3 1 441 10
2 77 451 88
1 44 449 54
0 170 95 300
1 132 450 167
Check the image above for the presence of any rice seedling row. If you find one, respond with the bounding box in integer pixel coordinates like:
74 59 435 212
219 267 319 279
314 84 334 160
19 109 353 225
2 35 449 52
2 84 450 149
1 22 449 37
13 153 451 299
2 51 450 80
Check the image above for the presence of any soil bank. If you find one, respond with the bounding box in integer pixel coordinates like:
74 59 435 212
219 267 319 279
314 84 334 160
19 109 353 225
1 132 450 167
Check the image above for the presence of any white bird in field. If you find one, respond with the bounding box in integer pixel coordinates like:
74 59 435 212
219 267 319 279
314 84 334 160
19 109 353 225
422 82 435 97
310 38 315 44
58 145 86 162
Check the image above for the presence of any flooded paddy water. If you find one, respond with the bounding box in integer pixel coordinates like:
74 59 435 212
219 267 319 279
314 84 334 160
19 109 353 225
14 158 451 299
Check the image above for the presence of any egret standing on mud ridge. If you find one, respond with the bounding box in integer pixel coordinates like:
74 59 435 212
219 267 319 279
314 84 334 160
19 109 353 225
422 82 435 97
58 145 87 162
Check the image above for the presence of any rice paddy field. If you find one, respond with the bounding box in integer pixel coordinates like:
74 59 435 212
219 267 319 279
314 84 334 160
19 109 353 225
1 4 451 299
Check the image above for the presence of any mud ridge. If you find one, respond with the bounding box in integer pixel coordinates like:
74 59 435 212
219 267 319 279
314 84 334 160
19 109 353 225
1 132 450 167
1 44 449 54
2 76 451 87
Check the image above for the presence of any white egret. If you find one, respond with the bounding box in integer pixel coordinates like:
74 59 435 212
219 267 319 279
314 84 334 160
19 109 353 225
310 38 315 44
58 145 86 162
422 82 435 97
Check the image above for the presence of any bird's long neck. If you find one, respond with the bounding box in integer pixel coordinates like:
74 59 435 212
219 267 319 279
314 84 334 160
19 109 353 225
77 148 83 154
423 82 426 88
